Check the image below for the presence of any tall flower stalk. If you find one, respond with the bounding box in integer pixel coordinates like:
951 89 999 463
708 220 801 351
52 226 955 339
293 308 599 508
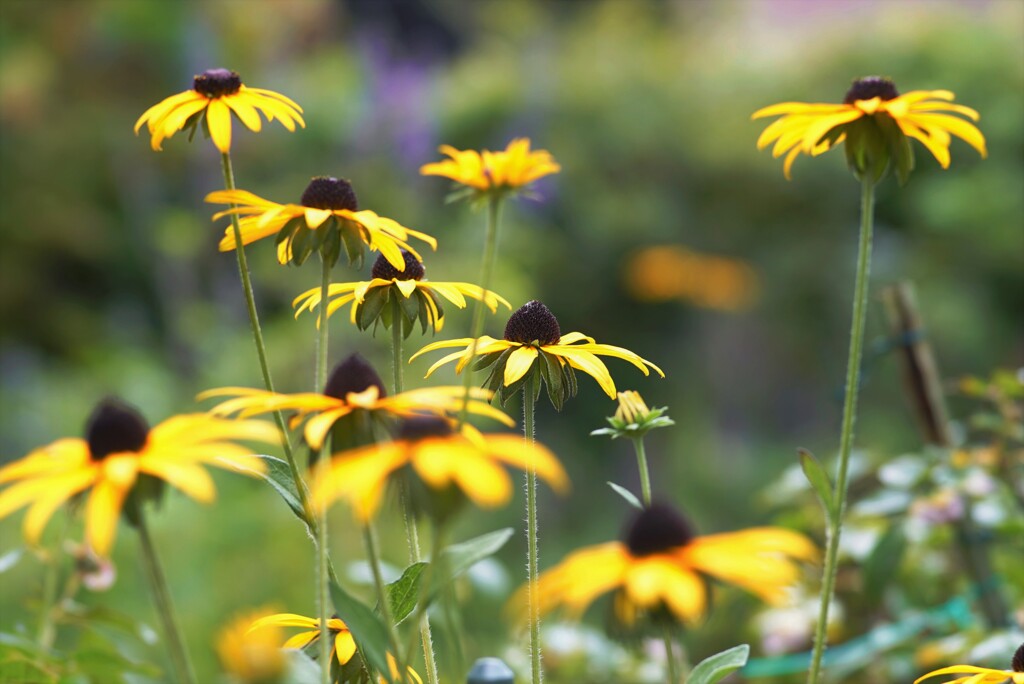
522 375 542 682
132 498 197 684
806 176 874 684
752 77 986 684
313 254 333 684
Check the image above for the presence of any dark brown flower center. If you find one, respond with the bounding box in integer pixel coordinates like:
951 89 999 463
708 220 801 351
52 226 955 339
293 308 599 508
843 76 899 104
300 177 358 211
503 300 561 346
397 416 453 441
192 68 242 98
1012 642 1024 673
371 251 424 281
625 503 696 557
86 399 149 462
323 354 386 400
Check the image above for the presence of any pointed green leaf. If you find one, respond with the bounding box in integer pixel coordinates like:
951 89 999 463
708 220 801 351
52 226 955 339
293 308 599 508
607 482 643 510
688 644 750 684
328 580 393 681
798 448 835 521
428 528 514 600
381 562 428 625
244 455 308 524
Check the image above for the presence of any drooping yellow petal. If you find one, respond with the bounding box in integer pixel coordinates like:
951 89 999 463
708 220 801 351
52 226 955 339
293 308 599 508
482 435 569 494
206 98 233 153
248 613 320 632
334 630 357 664
0 438 89 484
906 112 987 158
135 90 203 133
224 93 263 132
85 474 132 557
139 457 216 503
282 630 320 650
503 345 539 386
552 347 617 398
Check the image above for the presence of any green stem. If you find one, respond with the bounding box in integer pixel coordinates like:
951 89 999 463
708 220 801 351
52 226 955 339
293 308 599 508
135 503 196 684
364 523 408 684
218 153 314 528
401 525 447 672
457 196 503 425
36 512 71 649
523 376 542 684
314 255 333 684
662 626 679 684
631 437 652 507
806 176 875 684
390 298 440 684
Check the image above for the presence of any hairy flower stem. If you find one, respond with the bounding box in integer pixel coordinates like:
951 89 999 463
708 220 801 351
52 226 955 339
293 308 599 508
806 176 875 684
218 153 313 527
662 626 680 684
134 502 196 684
314 255 333 684
390 299 440 684
36 512 71 649
523 376 542 683
457 196 503 426
364 523 409 683
631 437 653 507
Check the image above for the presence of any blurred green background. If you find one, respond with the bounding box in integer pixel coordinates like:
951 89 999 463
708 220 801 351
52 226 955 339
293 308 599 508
1 0 1021 681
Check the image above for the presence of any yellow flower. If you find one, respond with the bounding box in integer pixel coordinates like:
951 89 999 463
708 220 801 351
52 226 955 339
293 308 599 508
200 354 514 451
293 251 511 336
134 68 304 153
420 138 560 198
217 608 287 684
410 300 664 409
0 399 276 556
592 390 674 440
206 178 437 269
753 76 986 181
915 643 1024 684
247 612 422 682
312 417 568 521
521 503 817 625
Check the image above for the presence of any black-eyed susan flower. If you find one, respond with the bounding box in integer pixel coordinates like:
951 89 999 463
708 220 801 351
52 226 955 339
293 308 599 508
915 643 1024 684
206 177 436 268
312 416 568 521
200 354 513 452
753 76 986 182
293 251 511 337
217 609 287 684
247 612 423 683
134 68 304 153
420 138 560 202
592 390 674 441
522 502 816 626
410 300 664 410
0 399 276 556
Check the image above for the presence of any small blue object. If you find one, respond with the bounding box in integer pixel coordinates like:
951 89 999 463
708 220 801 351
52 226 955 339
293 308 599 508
467 657 514 684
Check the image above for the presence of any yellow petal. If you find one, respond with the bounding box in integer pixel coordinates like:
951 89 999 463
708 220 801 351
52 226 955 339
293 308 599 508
206 99 233 153
139 457 216 503
86 477 131 556
552 348 616 398
334 630 356 664
224 94 263 132
503 345 538 386
248 613 319 632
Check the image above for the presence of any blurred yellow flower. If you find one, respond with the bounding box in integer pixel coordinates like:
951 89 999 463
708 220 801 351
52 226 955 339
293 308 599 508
134 68 304 153
753 76 985 180
200 354 513 451
247 612 423 682
312 417 568 520
624 246 759 312
411 300 663 408
0 399 276 556
914 643 1024 684
206 178 436 269
217 608 286 684
420 138 560 196
520 503 817 625
293 251 510 335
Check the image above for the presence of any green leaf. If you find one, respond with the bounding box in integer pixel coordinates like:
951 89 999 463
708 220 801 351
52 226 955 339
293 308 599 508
382 562 428 625
607 482 643 509
247 455 308 524
539 350 564 411
688 644 750 684
863 524 907 607
358 287 389 331
798 448 835 521
328 580 394 681
429 528 514 599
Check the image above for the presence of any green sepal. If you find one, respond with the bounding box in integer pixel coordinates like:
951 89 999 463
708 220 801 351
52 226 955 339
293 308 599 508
398 290 421 336
538 349 566 411
339 221 366 269
357 287 389 331
472 350 505 372
419 289 445 335
319 220 342 269
482 347 518 401
122 475 166 528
